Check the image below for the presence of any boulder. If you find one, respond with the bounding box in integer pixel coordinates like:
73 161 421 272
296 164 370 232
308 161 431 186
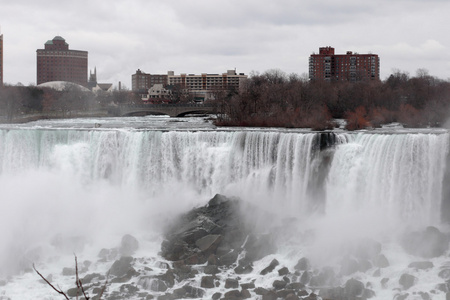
260 258 279 275
373 254 390 268
294 257 311 271
278 266 289 276
120 234 139 256
225 278 239 289
399 273 417 290
344 278 365 298
161 194 276 267
109 256 134 277
273 279 287 290
401 226 448 258
200 276 215 289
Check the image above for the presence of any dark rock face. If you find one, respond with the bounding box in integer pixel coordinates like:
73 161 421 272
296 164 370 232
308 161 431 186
109 256 134 277
260 259 279 275
294 257 311 271
401 226 449 258
160 194 276 268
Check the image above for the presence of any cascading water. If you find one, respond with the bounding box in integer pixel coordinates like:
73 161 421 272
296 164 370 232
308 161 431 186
0 118 449 299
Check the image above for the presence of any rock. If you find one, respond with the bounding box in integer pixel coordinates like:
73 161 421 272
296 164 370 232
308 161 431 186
373 254 390 268
408 261 434 270
260 258 279 275
285 293 300 300
225 278 239 289
381 278 389 288
254 287 269 295
286 282 305 290
272 279 287 290
344 278 365 298
234 262 253 274
439 269 450 280
399 273 417 290
262 290 278 300
204 265 220 275
300 271 312 285
137 277 168 292
354 238 382 260
278 266 289 276
373 268 381 277
109 256 134 277
172 284 205 298
212 292 221 300
200 276 215 288
223 289 241 299
241 289 252 299
120 234 139 256
161 194 277 268
401 226 449 258
241 282 255 289
310 267 336 287
294 257 311 271
81 273 105 284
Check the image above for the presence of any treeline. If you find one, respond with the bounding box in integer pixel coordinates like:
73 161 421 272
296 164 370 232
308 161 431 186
215 69 450 130
0 84 140 122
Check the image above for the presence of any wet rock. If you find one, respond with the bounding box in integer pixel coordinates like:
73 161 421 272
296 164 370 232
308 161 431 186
219 250 239 266
440 269 450 280
300 271 312 285
260 258 279 275
344 278 365 298
137 276 168 292
394 293 409 300
212 292 222 300
234 262 253 274
272 279 287 290
172 284 205 299
254 287 269 295
200 275 215 288
81 273 105 284
399 273 417 290
294 257 311 271
262 290 278 300
286 282 305 290
278 266 289 276
223 289 241 299
285 293 300 300
310 267 337 287
241 289 251 299
120 234 139 256
204 265 220 275
225 278 239 289
354 238 382 260
373 268 381 277
109 256 134 277
277 289 296 298
381 277 389 288
401 226 449 258
408 261 434 270
241 282 255 289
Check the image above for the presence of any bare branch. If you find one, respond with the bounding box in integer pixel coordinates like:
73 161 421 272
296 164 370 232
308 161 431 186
33 263 70 300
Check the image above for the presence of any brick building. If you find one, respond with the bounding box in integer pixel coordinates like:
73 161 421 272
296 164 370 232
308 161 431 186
309 46 380 81
131 69 168 91
36 36 88 86
0 34 3 86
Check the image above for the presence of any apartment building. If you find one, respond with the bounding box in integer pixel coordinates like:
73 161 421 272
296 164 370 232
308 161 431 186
36 36 88 86
167 70 247 100
309 46 380 81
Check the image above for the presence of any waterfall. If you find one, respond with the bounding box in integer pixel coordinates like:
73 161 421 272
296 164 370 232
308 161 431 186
0 128 447 222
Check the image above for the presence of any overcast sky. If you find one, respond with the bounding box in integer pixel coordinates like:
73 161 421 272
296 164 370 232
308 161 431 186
1 0 449 88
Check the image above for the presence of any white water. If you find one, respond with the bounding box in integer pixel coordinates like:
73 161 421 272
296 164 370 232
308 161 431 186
0 117 449 299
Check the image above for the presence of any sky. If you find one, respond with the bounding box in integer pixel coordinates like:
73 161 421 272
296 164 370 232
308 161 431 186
0 0 449 88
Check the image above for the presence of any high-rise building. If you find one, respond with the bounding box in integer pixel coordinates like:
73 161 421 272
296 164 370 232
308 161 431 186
309 47 380 81
36 36 88 86
0 33 3 86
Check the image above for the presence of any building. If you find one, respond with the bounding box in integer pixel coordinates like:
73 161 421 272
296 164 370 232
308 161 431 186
167 70 247 101
131 69 167 91
0 33 3 86
36 36 88 86
309 47 380 81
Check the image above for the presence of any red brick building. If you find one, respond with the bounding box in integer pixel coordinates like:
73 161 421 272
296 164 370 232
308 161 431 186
131 69 168 91
36 36 88 86
309 46 380 81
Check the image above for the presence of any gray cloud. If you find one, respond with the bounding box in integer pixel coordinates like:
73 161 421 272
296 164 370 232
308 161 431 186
0 0 449 86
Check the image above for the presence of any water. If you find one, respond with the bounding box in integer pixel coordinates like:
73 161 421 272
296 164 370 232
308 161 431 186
0 116 449 299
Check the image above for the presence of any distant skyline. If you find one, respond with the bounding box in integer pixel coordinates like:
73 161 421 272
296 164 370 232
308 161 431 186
0 0 449 88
